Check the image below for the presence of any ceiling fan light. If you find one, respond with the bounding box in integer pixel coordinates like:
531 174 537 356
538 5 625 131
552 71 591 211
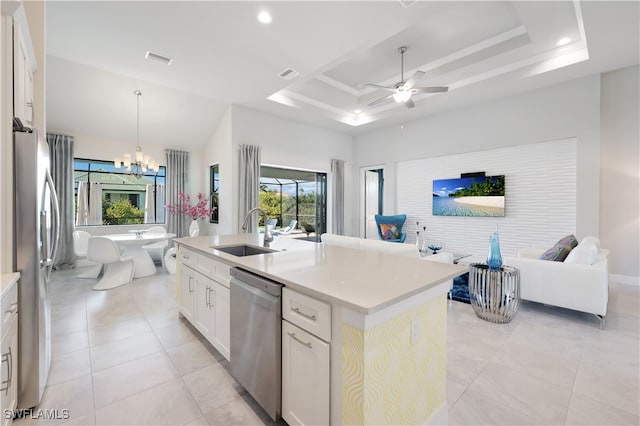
393 90 411 103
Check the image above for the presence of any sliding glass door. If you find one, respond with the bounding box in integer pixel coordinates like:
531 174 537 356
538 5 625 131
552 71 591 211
259 166 327 241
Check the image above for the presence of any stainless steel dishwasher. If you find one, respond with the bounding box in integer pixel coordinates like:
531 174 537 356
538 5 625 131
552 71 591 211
229 267 282 421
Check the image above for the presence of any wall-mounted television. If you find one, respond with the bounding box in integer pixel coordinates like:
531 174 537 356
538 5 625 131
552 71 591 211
432 175 505 216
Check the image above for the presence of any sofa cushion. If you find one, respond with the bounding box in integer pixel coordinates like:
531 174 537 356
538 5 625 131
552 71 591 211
379 223 399 240
539 234 578 262
564 241 599 265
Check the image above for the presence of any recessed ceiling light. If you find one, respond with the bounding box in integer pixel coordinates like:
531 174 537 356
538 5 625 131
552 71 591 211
557 37 571 46
257 11 272 24
354 109 361 114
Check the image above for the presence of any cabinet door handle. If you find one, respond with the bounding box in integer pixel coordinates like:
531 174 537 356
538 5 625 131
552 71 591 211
188 275 194 294
208 287 215 309
206 286 211 308
288 332 312 349
292 307 316 322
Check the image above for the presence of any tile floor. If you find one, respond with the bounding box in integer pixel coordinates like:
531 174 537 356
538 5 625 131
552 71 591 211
14 266 640 425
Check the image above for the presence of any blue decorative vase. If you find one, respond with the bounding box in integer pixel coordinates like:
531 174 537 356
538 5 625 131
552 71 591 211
487 227 502 270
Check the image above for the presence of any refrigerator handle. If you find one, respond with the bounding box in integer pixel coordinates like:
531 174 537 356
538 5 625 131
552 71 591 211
41 169 60 279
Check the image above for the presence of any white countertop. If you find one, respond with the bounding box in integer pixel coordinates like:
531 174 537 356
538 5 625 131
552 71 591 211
175 234 467 315
1 272 20 297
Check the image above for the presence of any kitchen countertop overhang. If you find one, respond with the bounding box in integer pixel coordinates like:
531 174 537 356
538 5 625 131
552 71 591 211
174 234 468 315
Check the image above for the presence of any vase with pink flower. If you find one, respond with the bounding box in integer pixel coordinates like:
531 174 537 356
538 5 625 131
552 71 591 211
166 192 216 237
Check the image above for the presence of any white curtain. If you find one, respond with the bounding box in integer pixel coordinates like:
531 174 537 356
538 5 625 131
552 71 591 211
156 184 165 224
238 144 261 233
331 158 345 235
48 133 76 268
144 184 155 224
88 182 103 225
166 150 189 237
76 181 89 226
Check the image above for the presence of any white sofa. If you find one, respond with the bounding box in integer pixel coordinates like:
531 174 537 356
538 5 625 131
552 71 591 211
320 234 455 289
504 237 609 328
321 233 419 257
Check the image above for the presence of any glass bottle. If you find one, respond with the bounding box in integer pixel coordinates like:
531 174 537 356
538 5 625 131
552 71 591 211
487 225 502 270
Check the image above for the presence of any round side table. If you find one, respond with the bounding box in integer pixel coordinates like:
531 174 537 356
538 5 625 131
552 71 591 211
468 263 520 323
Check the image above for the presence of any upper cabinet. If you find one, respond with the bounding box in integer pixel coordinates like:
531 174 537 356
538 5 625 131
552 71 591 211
12 6 36 128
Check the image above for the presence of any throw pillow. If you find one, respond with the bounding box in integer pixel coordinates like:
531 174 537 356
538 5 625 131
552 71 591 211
580 236 601 251
379 223 399 240
564 241 598 265
539 234 578 262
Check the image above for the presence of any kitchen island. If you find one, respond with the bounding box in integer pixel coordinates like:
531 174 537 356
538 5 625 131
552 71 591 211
174 234 467 425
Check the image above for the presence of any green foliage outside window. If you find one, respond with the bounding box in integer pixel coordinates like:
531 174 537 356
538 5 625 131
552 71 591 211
103 199 145 225
259 190 283 226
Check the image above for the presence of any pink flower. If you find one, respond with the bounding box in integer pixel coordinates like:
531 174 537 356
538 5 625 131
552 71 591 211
166 192 216 220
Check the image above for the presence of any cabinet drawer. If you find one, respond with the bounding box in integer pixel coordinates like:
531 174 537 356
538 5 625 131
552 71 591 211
213 261 231 288
283 288 331 342
196 255 215 276
179 247 197 269
2 283 18 333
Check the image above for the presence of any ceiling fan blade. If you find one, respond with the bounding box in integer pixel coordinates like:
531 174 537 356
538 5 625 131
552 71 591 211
404 97 415 108
412 86 449 94
405 71 425 89
364 83 396 92
368 93 394 106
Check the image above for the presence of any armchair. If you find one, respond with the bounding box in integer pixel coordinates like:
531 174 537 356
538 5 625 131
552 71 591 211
374 214 407 243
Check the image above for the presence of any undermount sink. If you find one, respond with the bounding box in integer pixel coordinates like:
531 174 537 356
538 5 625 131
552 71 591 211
213 244 276 257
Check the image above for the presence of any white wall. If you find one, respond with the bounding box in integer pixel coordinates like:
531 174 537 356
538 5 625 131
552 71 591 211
600 65 640 279
398 138 577 258
354 75 602 242
202 107 233 235
199 105 355 236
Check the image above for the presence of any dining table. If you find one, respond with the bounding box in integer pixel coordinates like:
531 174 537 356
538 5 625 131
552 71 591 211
105 231 176 278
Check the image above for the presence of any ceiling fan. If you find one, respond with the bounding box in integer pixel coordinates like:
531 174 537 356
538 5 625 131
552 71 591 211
365 46 448 109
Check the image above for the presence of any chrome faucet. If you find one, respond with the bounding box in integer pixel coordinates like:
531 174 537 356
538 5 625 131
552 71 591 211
241 207 273 248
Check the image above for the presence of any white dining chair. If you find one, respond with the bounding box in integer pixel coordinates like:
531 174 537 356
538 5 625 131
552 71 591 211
142 226 168 266
73 230 102 278
87 236 134 290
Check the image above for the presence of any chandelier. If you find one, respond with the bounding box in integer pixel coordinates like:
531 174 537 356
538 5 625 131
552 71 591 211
114 90 159 178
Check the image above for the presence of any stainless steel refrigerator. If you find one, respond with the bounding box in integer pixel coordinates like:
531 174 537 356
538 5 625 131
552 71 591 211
13 129 60 410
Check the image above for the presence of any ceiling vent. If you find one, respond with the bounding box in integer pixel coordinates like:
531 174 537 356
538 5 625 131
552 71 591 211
145 51 173 66
399 0 417 8
278 68 300 80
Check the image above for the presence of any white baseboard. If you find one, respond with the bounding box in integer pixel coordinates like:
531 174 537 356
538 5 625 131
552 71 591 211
425 402 448 426
609 274 640 286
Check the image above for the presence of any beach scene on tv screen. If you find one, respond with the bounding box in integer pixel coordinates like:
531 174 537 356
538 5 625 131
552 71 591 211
432 175 505 216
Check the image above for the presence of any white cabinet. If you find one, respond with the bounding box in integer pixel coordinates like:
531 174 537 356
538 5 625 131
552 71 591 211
177 262 195 323
282 288 331 426
213 283 230 359
1 276 19 426
12 20 34 127
194 271 215 341
176 245 230 361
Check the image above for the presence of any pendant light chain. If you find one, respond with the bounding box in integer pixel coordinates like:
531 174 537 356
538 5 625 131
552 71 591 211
113 89 160 178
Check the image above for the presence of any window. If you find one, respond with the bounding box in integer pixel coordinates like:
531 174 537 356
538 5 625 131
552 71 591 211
210 163 219 224
74 158 166 225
